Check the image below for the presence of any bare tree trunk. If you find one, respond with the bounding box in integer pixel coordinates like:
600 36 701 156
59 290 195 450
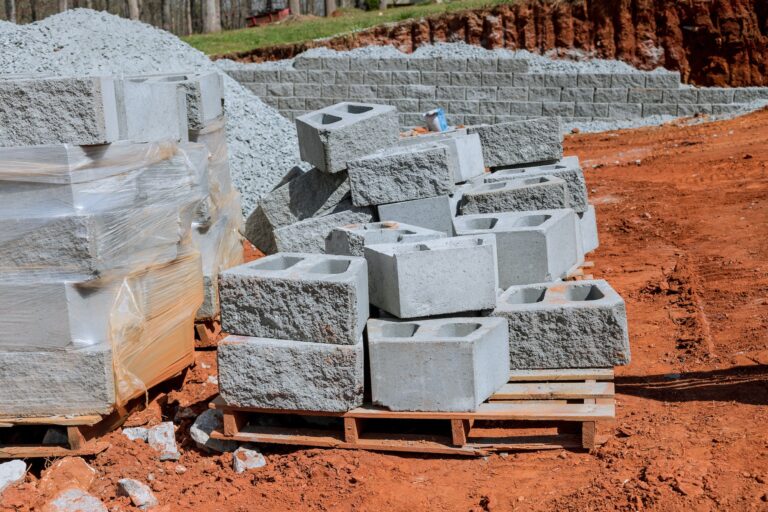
288 0 299 15
59 0 68 11
4 0 15 22
324 0 334 16
202 0 221 32
127 0 139 18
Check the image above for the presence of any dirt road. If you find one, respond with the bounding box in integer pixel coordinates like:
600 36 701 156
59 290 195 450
3 109 768 511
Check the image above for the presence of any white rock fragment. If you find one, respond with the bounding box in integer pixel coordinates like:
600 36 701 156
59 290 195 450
232 447 266 474
190 409 238 453
147 422 180 461
117 479 159 510
0 460 26 494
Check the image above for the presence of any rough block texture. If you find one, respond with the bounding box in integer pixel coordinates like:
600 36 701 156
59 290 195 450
325 221 445 256
218 335 364 412
367 317 510 412
219 253 368 344
347 143 456 206
454 209 582 288
460 175 569 214
492 280 631 368
272 207 374 254
377 195 454 235
296 102 399 173
365 235 498 318
466 117 563 168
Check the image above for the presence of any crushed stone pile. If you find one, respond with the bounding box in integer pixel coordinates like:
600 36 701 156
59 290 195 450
0 9 301 216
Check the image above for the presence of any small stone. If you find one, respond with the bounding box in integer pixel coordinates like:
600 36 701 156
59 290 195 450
190 410 238 453
43 488 107 512
0 460 26 494
147 422 180 461
232 447 267 474
122 427 149 442
117 479 159 510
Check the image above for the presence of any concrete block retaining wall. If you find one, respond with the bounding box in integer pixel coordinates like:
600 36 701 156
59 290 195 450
224 55 768 127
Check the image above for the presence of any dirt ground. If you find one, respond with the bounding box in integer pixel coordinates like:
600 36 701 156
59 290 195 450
3 109 768 511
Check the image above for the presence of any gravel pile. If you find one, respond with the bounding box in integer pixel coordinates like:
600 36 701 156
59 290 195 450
0 9 301 216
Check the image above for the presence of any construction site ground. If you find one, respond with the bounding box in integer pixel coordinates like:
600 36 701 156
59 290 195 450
3 108 768 511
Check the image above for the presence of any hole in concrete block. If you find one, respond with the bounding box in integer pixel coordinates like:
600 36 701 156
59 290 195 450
505 287 547 304
316 113 342 125
564 284 605 301
508 214 551 227
345 104 374 114
252 255 303 271
463 217 499 230
381 323 419 337
436 323 481 337
306 259 351 275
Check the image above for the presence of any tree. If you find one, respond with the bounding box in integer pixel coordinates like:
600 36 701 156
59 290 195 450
202 0 221 33
4 0 15 22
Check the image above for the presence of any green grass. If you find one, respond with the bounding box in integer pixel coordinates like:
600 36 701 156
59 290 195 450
183 0 512 56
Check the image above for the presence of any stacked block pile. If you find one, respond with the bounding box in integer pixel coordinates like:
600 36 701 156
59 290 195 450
0 72 242 417
221 102 630 414
225 53 768 127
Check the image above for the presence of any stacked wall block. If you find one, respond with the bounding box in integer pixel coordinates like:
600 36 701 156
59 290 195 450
225 58 768 127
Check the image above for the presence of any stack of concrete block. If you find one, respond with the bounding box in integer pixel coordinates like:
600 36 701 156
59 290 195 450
0 73 213 417
217 253 368 412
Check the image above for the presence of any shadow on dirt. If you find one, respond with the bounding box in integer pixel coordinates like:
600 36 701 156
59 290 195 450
616 365 768 405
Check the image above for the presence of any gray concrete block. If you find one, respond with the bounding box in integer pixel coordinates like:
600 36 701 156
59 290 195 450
642 103 678 117
497 58 530 73
561 88 595 103
273 208 374 254
365 235 498 318
497 87 528 101
326 221 446 256
628 88 663 103
391 71 421 85
662 88 698 104
397 130 485 183
481 155 588 213
367 317 510 411
577 73 612 87
542 102 575 117
697 88 735 104
492 280 630 368
296 102 399 173
348 143 456 206
594 88 628 103
219 253 368 344
218 335 364 412
460 175 568 214
481 73 514 87
466 117 563 168
454 209 581 288
577 204 599 253
528 87 561 102
419 71 452 85
611 73 646 88
451 73 482 87
377 195 455 235
244 167 350 253
509 102 543 116
0 76 119 146
644 71 681 89
608 103 643 118
575 103 610 117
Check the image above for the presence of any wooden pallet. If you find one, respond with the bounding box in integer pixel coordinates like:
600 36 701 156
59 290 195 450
565 261 595 281
210 368 615 456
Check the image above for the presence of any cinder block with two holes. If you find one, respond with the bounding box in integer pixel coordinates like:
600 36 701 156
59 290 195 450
325 221 446 257
365 235 498 318
460 175 568 214
218 335 364 412
481 156 588 213
453 209 582 288
466 117 562 168
219 253 369 345
367 317 510 411
491 280 630 369
296 102 399 173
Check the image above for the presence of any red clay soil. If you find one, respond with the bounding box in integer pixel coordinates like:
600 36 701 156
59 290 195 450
226 0 768 87
3 109 768 511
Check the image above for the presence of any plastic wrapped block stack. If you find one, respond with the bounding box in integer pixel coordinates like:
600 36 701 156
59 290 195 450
0 72 240 417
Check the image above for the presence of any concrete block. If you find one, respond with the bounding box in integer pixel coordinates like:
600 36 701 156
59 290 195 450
397 130 485 183
662 88 698 104
326 221 446 256
454 209 581 288
594 88 628 103
367 317 510 411
466 117 563 168
697 88 735 104
492 280 630 368
347 143 456 206
460 175 568 214
575 103 610 117
643 103 678 117
628 88 663 103
219 253 368 344
377 195 454 235
611 73 646 88
542 102 575 117
0 76 119 146
577 73 612 87
244 167 350 253
218 335 364 412
577 204 599 253
645 71 681 89
271 207 374 254
296 102 399 173
365 235 498 317
561 88 595 103
496 87 528 101
481 156 588 213
528 87 561 102
497 58 530 73
608 103 642 118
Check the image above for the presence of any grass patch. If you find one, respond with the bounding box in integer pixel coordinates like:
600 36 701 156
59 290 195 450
183 0 512 56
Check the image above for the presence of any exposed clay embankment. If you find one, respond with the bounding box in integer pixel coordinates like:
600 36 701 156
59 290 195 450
220 0 768 87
